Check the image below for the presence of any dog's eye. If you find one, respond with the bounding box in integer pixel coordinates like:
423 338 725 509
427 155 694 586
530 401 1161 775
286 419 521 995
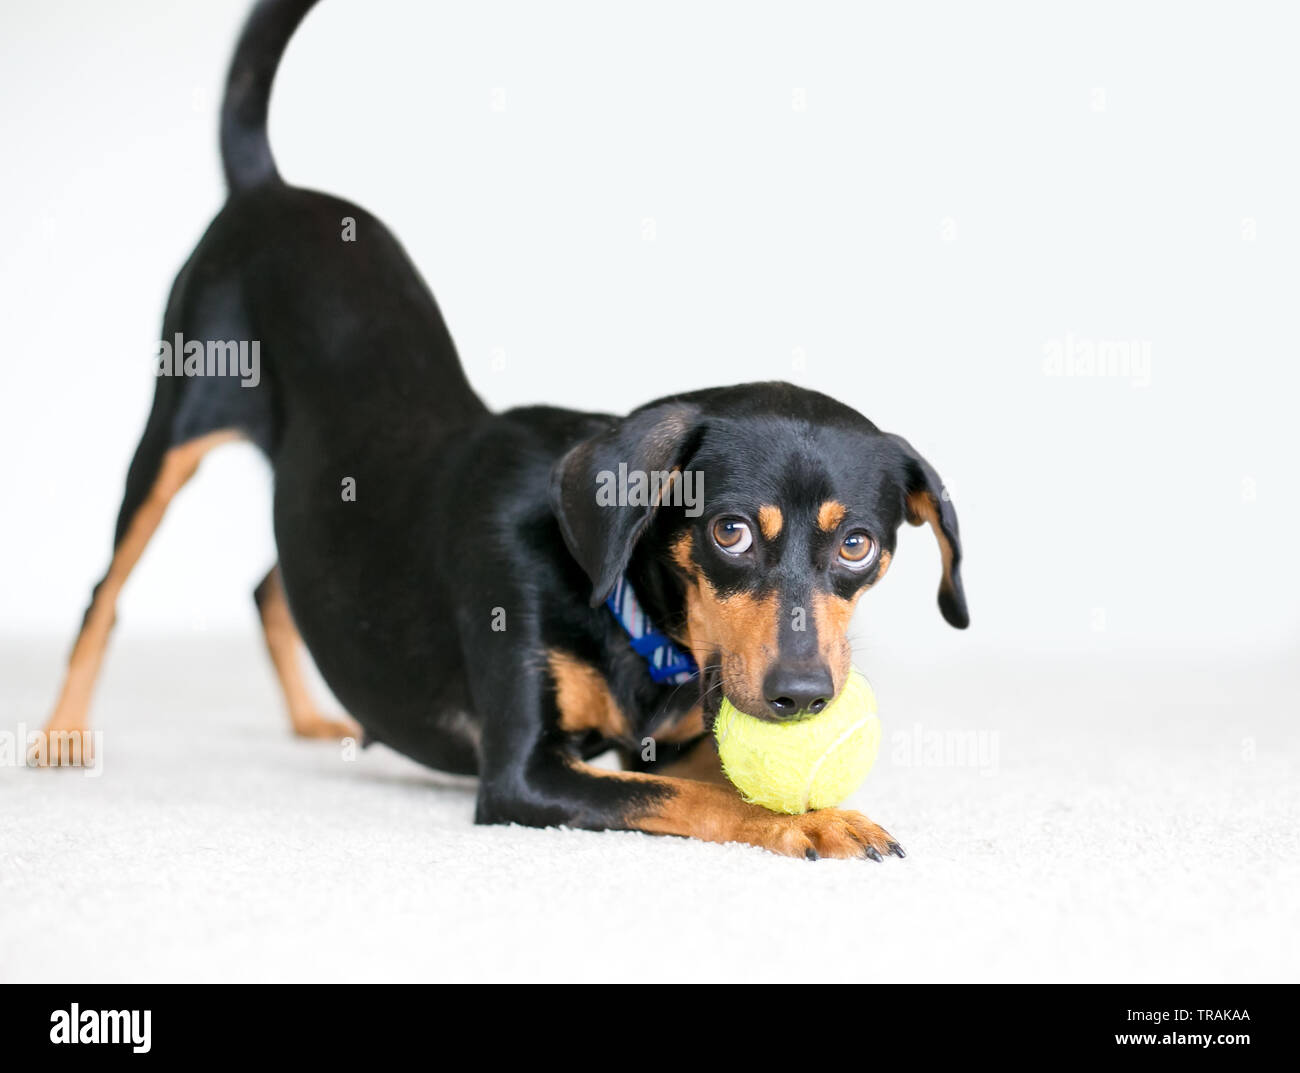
838 530 878 569
712 517 754 555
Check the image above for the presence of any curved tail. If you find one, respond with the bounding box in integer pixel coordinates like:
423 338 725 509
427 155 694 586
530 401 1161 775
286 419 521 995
220 0 321 191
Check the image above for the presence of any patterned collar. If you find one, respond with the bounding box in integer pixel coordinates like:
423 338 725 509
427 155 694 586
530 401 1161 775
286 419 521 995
605 575 698 685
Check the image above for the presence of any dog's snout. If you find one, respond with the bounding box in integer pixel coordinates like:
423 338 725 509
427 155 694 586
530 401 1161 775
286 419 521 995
763 663 834 719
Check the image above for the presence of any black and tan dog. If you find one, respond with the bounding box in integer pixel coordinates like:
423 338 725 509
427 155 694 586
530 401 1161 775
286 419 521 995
35 0 968 860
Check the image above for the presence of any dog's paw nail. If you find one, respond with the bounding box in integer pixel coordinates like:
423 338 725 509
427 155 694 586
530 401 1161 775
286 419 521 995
804 847 819 861
887 841 906 859
863 845 883 862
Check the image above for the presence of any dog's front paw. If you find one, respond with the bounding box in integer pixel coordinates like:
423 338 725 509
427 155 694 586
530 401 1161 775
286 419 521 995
744 808 905 861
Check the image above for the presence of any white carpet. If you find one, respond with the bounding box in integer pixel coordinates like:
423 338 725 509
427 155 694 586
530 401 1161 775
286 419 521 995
1 636 1296 983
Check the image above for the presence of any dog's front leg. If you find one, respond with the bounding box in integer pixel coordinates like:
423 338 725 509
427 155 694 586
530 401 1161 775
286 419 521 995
477 718 901 860
481 752 900 860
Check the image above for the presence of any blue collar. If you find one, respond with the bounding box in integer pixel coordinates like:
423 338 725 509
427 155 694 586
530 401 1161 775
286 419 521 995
605 575 698 685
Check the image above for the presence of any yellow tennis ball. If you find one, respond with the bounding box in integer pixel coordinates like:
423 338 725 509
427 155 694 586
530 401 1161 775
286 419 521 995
714 669 881 814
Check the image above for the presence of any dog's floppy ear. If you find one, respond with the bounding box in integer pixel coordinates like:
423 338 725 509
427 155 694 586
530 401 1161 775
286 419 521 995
549 403 703 606
888 433 968 629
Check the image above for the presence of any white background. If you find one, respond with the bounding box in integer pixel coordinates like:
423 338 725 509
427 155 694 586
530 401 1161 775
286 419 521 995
2 0 1296 666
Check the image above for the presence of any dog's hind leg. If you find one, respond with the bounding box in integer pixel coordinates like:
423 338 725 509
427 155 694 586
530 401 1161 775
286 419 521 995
33 244 282 766
253 564 358 740
31 427 239 766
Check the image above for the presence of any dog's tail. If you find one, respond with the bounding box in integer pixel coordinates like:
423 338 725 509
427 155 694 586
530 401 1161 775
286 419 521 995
220 0 321 191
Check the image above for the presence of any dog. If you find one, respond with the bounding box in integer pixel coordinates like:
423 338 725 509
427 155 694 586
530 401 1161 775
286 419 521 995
33 0 968 860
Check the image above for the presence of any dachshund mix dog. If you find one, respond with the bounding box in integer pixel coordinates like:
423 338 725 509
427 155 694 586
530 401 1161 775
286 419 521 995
35 0 968 860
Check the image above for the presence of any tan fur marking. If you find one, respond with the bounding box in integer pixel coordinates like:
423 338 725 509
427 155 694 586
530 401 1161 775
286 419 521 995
757 504 783 540
680 580 778 716
32 430 239 765
811 590 857 696
571 760 900 858
672 532 695 577
657 737 730 785
809 551 891 694
906 491 955 593
257 567 359 739
817 500 847 532
549 650 631 739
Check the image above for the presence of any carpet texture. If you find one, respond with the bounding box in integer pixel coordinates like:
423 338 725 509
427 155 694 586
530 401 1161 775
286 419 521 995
2 637 1296 983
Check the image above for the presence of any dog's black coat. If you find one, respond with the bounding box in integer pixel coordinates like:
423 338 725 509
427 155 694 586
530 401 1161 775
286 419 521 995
107 0 967 847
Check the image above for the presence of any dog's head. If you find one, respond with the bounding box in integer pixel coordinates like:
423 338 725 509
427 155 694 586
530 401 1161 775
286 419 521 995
549 382 966 721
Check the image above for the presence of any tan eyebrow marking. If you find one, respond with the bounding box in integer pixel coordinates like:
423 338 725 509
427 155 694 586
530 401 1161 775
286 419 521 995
757 504 783 540
817 500 847 532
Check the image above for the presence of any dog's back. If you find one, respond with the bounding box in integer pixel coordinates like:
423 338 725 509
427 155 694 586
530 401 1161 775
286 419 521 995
34 0 489 770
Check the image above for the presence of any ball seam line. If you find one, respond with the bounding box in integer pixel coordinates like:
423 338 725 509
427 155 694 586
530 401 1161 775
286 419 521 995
801 714 874 813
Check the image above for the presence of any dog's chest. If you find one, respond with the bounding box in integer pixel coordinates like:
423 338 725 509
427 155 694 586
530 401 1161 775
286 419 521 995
549 649 704 748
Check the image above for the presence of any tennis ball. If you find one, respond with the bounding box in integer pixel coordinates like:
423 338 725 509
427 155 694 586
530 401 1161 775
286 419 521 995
714 669 881 814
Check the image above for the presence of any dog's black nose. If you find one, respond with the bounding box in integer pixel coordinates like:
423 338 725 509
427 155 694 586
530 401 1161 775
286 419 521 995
763 665 834 719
